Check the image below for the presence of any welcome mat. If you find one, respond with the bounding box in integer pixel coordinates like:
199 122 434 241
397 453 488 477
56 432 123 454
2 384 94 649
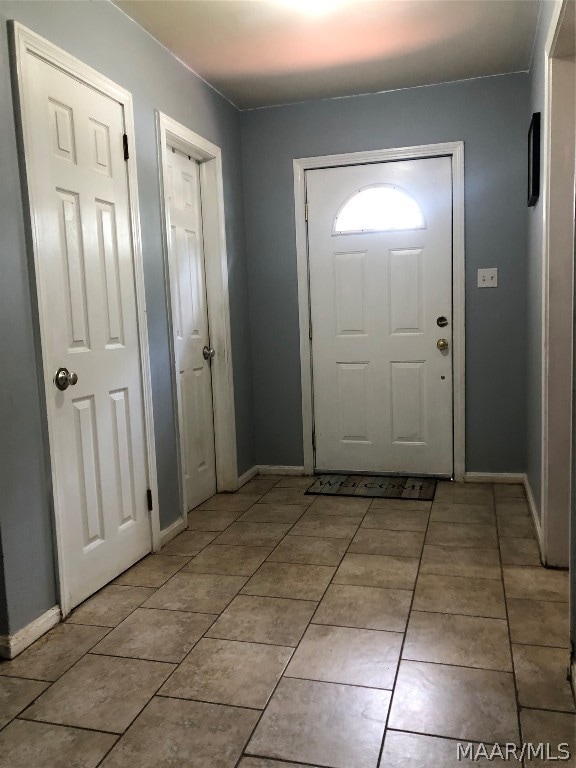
306 474 437 501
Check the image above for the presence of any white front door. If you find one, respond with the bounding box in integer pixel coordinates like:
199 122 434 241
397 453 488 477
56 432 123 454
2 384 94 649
165 147 217 510
306 157 453 476
21 52 153 608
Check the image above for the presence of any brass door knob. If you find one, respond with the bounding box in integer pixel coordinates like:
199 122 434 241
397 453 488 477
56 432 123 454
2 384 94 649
437 338 449 351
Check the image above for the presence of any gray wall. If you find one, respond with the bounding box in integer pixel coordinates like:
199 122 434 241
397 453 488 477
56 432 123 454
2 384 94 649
526 0 557 518
241 73 530 471
0 0 254 635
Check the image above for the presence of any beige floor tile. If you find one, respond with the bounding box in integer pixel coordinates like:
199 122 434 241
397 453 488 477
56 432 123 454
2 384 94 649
361 509 429 532
413 573 506 618
497 517 536 539
214 522 292 547
159 638 292 708
333 553 419 590
286 624 402 688
275 476 315 489
503 567 569 602
494 484 526 500
495 499 531 517
289 516 359 539
403 611 512 671
67 585 155 627
187 509 244 531
143 572 246 613
238 504 306 524
101 696 259 768
0 624 109 682
238 478 278 495
313 584 412 632
240 760 318 768
207 595 316 646
91 608 216 663
434 482 494 505
247 678 390 768
307 496 371 516
512 644 575 712
430 503 495 525
23 654 174 733
425 522 498 549
388 660 519 743
196 493 262 512
370 499 432 512
379 730 514 767
114 555 190 588
0 719 117 768
349 528 424 557
500 537 541 566
507 598 569 648
183 545 272 576
420 544 502 580
0 677 49 729
241 562 335 600
257 488 313 506
268 535 348 566
159 531 218 557
521 709 576 767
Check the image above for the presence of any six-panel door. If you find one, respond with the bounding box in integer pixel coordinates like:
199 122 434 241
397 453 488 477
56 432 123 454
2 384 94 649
165 147 217 510
25 53 152 608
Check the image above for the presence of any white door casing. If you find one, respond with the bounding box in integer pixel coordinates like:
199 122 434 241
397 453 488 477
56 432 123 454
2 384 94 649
294 143 465 479
307 157 453 476
157 112 238 525
12 24 159 614
165 147 217 510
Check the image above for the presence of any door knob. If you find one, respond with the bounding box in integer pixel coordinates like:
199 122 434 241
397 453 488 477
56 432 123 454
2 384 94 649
54 367 79 391
202 346 215 361
436 338 449 351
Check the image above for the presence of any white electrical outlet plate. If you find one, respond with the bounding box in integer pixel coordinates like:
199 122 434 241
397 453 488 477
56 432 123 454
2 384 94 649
477 268 498 288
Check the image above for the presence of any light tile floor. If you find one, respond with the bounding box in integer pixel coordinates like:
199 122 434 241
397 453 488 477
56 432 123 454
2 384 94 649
0 478 574 767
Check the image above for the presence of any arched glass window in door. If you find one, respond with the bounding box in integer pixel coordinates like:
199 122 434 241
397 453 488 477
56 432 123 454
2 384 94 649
333 184 425 234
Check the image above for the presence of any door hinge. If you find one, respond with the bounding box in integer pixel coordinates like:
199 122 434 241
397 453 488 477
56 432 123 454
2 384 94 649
123 134 129 161
146 488 153 511
305 202 309 221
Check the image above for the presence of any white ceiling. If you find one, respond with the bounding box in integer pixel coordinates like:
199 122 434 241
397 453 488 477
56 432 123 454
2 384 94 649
115 0 541 109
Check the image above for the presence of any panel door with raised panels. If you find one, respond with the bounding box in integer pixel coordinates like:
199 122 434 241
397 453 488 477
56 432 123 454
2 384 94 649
307 157 453 475
24 53 152 608
165 148 216 510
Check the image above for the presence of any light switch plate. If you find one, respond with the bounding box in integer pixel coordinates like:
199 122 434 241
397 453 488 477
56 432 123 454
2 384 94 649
477 268 498 288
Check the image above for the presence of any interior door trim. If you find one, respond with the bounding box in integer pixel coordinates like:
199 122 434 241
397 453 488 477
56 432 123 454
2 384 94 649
156 111 238 530
10 21 160 616
293 142 466 480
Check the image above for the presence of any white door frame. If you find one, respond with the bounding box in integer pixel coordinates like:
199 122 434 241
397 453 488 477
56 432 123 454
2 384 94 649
540 0 575 567
157 112 238 527
11 22 160 616
293 142 466 479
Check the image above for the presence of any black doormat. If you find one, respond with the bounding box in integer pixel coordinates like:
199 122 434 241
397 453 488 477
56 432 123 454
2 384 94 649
306 474 437 501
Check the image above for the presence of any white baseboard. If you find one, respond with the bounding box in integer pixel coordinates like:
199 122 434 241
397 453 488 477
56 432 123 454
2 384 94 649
160 516 187 548
464 472 525 484
257 465 309 476
237 466 258 487
0 606 61 659
524 473 544 560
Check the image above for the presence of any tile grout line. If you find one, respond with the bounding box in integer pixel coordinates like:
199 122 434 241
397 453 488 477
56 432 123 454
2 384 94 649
494 482 525 753
374 486 434 766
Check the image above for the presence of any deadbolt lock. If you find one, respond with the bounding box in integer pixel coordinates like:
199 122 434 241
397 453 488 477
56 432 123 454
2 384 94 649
437 338 449 351
202 346 215 361
437 316 449 328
